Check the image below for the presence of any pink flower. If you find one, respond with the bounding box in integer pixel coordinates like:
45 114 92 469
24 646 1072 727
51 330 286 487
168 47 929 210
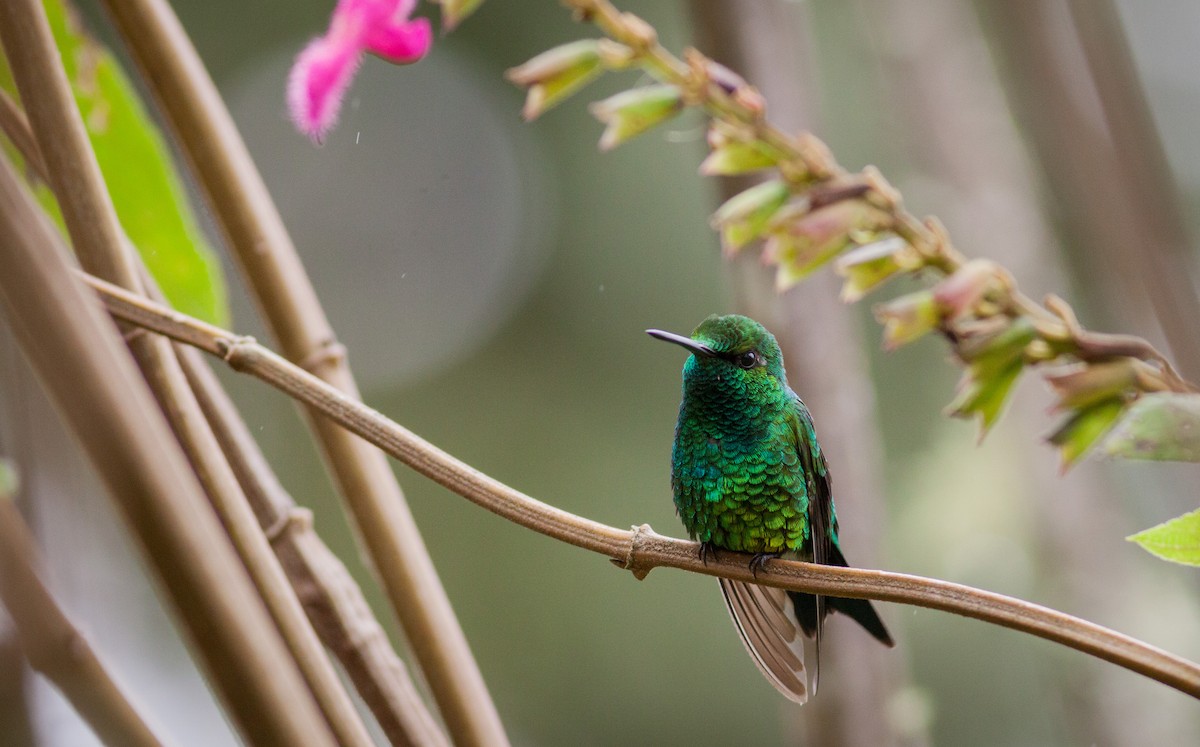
288 0 432 142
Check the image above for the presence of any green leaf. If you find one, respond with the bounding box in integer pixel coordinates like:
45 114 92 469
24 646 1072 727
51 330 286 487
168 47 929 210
945 357 1024 435
0 0 228 325
1102 393 1200 462
1128 508 1200 566
1047 397 1126 468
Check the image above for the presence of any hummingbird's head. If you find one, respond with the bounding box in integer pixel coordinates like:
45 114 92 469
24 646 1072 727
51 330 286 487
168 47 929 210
647 314 787 394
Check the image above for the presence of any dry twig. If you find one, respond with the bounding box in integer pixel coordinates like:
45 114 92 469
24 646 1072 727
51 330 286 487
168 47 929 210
0 483 171 747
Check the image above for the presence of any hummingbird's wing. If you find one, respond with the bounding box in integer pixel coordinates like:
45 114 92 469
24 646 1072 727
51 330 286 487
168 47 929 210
790 393 832 691
719 577 808 704
789 391 895 649
790 394 834 575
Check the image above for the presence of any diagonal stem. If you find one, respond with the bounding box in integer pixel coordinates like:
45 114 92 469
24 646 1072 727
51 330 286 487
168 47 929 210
86 272 1200 701
0 1 336 744
0 491 172 747
177 343 451 747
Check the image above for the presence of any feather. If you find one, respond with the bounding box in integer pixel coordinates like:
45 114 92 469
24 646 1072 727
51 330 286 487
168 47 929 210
719 577 808 704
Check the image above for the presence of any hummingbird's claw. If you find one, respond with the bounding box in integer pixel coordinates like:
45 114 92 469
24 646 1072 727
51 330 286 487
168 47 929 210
749 552 781 579
699 541 720 566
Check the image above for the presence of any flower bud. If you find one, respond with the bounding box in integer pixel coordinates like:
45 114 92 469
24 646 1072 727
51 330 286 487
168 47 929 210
932 259 1002 321
835 237 917 302
955 317 1036 379
589 84 683 150
1044 360 1139 412
875 290 939 350
766 200 890 289
507 40 605 121
710 179 790 252
438 0 485 30
700 141 777 176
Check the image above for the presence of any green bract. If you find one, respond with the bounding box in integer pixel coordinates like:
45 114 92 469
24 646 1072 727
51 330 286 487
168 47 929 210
589 84 683 151
1047 398 1126 468
710 179 790 252
507 40 606 121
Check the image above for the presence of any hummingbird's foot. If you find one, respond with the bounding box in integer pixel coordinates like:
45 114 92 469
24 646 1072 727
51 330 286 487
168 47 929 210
749 552 782 579
698 541 721 566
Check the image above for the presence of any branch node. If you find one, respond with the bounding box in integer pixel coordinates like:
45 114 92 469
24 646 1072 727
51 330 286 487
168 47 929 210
299 338 348 377
215 335 258 368
612 523 656 580
264 507 314 545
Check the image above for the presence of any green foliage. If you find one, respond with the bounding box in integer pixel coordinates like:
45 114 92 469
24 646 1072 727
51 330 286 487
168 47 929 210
1102 393 1200 462
1128 508 1200 566
0 0 227 324
1046 398 1126 468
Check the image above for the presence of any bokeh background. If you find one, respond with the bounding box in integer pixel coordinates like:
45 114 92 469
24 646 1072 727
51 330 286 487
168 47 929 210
3 0 1200 745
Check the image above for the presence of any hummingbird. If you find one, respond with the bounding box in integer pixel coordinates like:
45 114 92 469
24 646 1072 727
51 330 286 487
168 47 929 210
648 314 893 703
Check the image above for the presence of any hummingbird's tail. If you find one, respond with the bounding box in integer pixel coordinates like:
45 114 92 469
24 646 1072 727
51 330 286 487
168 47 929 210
789 543 895 647
719 577 809 704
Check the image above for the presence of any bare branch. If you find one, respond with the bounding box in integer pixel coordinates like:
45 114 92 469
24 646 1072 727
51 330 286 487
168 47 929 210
0 496 172 747
0 145 330 747
0 2 358 742
0 90 439 745
86 273 1200 700
99 2 507 742
178 344 451 747
131 275 375 747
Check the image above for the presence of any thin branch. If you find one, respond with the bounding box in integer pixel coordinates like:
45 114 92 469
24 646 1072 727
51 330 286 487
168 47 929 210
134 272 376 747
0 93 48 183
0 497 172 747
98 2 508 742
85 272 1200 700
0 73 444 747
178 344 451 747
0 3 347 743
0 147 328 747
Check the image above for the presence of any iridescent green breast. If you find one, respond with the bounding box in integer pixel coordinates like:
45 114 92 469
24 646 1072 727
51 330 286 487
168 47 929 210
670 375 811 554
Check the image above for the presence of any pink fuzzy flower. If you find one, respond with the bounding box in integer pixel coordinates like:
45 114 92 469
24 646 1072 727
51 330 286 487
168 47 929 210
288 0 432 142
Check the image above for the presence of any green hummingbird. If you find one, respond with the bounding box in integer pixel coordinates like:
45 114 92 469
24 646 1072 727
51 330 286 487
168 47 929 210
648 314 893 703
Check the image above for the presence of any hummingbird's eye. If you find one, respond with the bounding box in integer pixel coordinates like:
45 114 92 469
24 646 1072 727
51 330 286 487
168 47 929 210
736 351 759 369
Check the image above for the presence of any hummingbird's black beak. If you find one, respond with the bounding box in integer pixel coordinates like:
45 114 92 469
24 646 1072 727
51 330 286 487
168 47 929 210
646 329 718 357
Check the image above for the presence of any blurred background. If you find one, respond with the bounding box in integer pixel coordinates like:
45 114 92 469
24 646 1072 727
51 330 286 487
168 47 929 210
3 0 1200 744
